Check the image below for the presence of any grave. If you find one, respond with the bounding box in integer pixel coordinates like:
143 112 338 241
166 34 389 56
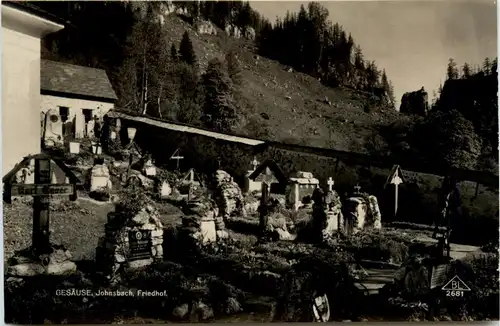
244 157 262 193
285 171 320 211
3 154 81 277
181 196 228 244
213 170 246 220
342 185 382 235
43 108 64 147
248 160 288 234
96 204 164 279
89 158 112 201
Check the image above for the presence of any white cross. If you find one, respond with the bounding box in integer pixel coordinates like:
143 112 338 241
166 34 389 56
327 177 334 191
251 157 260 171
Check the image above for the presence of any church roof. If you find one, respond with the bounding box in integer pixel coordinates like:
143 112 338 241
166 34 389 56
41 59 117 102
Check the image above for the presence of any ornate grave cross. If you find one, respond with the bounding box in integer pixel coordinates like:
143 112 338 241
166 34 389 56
3 154 82 256
169 148 184 170
251 157 260 171
327 177 335 191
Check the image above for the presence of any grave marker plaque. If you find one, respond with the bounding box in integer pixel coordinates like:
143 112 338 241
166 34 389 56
128 230 152 261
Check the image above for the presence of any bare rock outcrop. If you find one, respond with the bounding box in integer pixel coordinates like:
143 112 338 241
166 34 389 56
399 87 429 116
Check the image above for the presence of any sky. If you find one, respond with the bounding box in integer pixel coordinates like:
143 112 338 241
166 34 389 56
249 0 498 108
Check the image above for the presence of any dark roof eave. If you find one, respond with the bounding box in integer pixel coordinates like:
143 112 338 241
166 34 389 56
41 89 117 103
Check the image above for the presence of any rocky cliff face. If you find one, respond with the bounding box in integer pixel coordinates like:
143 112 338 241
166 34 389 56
399 87 429 116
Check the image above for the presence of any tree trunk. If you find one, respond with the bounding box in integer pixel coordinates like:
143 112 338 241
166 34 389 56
157 84 163 118
142 73 148 115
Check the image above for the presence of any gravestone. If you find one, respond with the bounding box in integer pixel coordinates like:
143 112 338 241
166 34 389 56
160 180 172 199
142 157 157 177
87 119 95 138
213 170 246 220
182 196 227 244
43 109 64 147
89 160 112 201
74 113 86 139
244 157 262 193
96 205 163 279
286 171 320 211
343 185 382 235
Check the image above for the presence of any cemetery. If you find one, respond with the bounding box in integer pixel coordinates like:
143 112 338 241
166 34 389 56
3 117 499 324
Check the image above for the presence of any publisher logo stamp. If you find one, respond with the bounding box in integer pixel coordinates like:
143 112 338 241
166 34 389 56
442 275 471 297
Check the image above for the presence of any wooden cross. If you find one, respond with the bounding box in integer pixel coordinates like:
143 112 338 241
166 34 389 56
327 177 334 191
170 148 184 170
251 157 260 171
3 154 80 256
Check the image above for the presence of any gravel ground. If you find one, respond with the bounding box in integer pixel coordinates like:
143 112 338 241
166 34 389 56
3 196 185 264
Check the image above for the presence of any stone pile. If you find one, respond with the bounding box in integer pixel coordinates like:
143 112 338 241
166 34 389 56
213 170 246 220
96 205 163 279
181 196 228 244
7 245 77 277
264 212 295 241
343 192 382 234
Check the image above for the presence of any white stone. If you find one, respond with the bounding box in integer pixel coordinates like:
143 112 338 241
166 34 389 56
127 258 153 269
295 171 314 179
141 223 156 231
200 219 217 244
90 164 112 193
216 230 229 239
152 229 163 237
151 246 157 256
155 245 163 257
87 119 95 138
46 261 77 276
115 253 126 263
244 170 262 193
152 237 163 246
110 131 117 140
8 263 45 277
160 181 172 198
43 108 64 147
143 159 157 177
132 209 150 225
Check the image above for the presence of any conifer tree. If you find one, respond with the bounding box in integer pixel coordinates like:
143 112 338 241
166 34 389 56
461 62 471 79
170 43 178 62
179 31 196 66
203 58 238 132
446 58 459 80
225 49 242 87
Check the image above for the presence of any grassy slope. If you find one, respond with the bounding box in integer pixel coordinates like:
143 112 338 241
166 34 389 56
161 15 407 152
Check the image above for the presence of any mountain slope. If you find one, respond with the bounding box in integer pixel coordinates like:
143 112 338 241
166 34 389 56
159 14 405 153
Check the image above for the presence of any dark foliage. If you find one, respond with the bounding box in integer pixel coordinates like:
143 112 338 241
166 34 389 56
256 3 395 108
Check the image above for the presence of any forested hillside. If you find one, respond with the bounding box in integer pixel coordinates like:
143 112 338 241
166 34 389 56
25 0 499 174
35 0 400 153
